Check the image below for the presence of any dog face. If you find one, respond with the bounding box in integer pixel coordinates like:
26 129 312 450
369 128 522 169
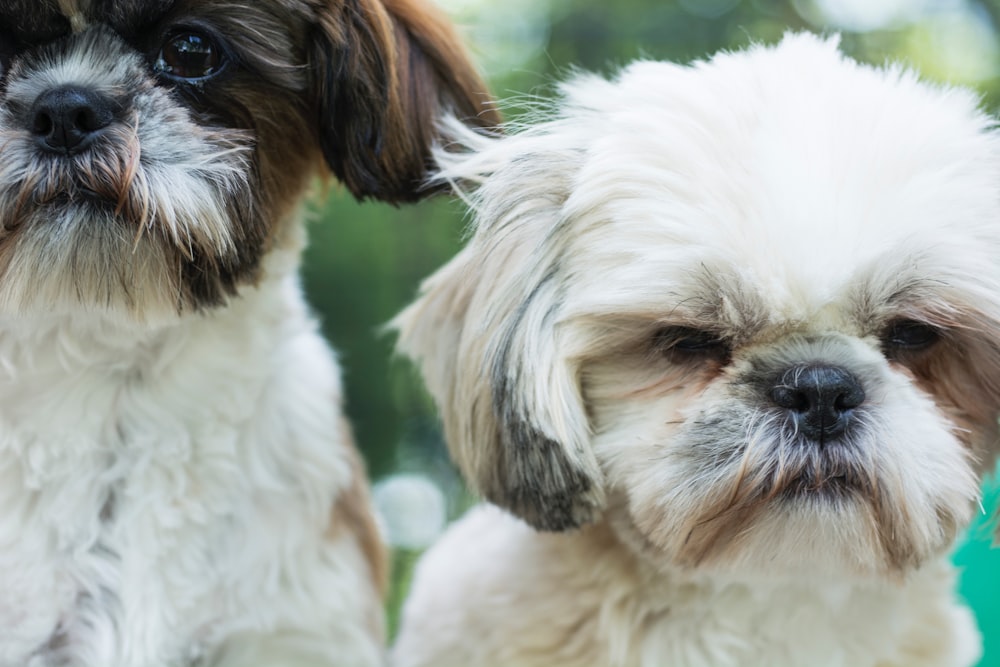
0 0 496 320
396 34 1000 577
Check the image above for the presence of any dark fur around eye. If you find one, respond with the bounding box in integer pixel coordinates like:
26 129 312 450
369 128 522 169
654 326 732 362
880 319 941 356
0 28 17 77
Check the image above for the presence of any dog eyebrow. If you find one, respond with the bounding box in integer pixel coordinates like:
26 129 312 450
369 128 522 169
0 2 68 40
88 0 178 35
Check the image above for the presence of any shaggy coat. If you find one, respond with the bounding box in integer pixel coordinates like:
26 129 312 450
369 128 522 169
394 34 998 667
0 1 496 665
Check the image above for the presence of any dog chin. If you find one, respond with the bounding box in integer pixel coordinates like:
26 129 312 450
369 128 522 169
0 167 252 322
0 206 195 322
612 444 974 579
610 492 964 582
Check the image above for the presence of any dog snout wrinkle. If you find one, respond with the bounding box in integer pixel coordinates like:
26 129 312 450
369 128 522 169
769 364 864 443
30 85 115 155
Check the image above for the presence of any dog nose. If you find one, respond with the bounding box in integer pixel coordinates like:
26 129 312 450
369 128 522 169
30 86 116 155
768 364 864 442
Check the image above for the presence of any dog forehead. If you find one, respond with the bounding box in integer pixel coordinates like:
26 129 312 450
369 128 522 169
86 0 174 28
557 35 1000 329
0 1 70 38
0 0 175 36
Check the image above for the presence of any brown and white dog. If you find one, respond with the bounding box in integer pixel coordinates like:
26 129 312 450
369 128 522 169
0 1 495 666
394 34 999 667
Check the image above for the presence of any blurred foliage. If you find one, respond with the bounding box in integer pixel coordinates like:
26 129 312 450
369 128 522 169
299 0 1000 658
302 193 465 480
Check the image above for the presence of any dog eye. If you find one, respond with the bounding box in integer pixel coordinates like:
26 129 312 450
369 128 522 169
881 319 941 352
654 326 730 360
154 31 224 81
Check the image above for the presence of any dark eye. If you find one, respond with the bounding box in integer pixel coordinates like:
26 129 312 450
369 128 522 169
881 319 941 353
154 31 224 81
654 326 731 361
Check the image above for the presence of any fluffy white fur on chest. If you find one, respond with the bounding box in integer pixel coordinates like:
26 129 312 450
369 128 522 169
0 268 382 667
395 506 980 667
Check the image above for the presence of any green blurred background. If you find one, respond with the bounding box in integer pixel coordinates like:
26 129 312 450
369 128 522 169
299 0 1000 661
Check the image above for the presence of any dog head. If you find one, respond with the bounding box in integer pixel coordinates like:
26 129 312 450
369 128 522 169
396 34 1000 577
0 0 496 321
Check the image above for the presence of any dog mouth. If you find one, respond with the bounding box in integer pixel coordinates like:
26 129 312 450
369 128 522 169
41 188 116 210
658 439 896 571
763 439 878 503
0 112 146 219
2 183 138 238
778 469 867 501
2 151 157 236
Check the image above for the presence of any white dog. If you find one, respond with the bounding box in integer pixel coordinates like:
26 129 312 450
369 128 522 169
0 0 496 665
392 34 999 667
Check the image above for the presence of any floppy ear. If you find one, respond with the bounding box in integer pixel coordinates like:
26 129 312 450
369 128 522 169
310 0 498 203
393 126 606 531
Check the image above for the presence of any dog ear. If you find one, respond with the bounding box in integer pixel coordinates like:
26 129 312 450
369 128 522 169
310 0 498 203
393 127 606 531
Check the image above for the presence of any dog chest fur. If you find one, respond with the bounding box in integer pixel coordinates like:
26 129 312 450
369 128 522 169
394 506 981 667
0 266 381 666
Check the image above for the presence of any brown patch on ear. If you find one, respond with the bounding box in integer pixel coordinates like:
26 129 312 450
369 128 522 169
311 0 499 203
328 416 389 600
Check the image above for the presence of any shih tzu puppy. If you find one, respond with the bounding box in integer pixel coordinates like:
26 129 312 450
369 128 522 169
393 34 1000 667
0 1 496 666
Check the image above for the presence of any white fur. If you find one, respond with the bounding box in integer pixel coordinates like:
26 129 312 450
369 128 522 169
393 34 1000 667
395 506 980 667
0 238 385 667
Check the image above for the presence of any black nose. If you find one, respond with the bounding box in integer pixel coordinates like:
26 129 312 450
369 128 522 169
30 86 116 155
768 364 864 443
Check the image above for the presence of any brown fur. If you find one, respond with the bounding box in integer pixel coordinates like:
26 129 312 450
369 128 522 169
330 415 390 599
902 332 1000 471
310 0 500 202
